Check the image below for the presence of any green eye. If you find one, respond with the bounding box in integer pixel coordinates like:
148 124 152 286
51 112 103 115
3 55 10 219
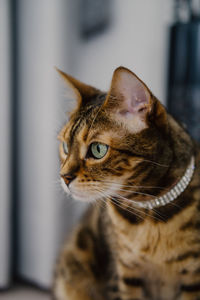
63 142 68 155
89 142 108 159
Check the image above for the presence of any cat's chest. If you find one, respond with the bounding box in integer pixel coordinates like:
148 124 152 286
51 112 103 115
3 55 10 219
107 202 186 264
114 221 169 274
109 218 182 299
106 202 199 299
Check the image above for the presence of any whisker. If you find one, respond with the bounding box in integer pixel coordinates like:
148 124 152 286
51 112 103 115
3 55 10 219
91 198 105 211
113 192 165 222
92 188 107 210
110 197 146 221
97 188 165 223
112 195 164 223
149 206 168 221
106 186 158 199
98 180 167 190
102 193 145 221
97 182 159 198
167 201 182 210
134 158 169 168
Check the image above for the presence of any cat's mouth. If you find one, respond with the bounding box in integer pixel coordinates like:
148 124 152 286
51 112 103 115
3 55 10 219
60 177 107 202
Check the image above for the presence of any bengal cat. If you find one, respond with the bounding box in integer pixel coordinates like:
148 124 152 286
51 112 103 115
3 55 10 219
53 66 200 300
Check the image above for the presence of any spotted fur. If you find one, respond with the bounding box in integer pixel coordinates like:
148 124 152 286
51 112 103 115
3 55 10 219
53 67 200 300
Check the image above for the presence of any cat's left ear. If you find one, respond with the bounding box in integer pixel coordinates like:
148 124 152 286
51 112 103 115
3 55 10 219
56 68 100 108
103 66 168 134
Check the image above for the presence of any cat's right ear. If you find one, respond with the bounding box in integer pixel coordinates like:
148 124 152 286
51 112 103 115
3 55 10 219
56 68 100 109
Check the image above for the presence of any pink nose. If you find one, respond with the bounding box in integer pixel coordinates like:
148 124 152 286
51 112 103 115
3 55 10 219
61 174 75 186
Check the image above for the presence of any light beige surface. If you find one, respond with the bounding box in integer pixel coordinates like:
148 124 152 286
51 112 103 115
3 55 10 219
0 285 50 300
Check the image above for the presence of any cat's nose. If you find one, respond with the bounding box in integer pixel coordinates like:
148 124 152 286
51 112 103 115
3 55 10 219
61 173 76 186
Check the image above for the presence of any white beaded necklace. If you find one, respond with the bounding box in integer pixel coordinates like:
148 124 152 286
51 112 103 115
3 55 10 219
133 156 195 210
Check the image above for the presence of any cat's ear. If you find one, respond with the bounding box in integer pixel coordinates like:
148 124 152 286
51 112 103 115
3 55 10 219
56 68 100 108
103 67 168 133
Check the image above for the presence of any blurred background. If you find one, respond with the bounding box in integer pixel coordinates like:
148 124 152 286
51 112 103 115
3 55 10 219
0 0 200 298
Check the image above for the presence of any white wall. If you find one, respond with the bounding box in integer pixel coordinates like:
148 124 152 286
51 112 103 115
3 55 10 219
71 0 174 104
0 0 11 288
17 0 81 288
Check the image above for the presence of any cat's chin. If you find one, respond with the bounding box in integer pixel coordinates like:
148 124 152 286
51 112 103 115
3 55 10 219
70 193 97 202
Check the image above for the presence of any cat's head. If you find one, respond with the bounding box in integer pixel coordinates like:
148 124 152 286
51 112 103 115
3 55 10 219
57 67 172 204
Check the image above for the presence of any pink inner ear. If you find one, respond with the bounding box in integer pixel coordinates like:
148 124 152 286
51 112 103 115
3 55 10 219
118 71 148 115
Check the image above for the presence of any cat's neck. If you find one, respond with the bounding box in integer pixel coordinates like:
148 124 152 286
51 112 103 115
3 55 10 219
140 115 194 199
107 115 195 219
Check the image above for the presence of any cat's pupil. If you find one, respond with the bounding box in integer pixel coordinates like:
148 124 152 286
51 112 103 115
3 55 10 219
97 145 101 153
63 142 68 155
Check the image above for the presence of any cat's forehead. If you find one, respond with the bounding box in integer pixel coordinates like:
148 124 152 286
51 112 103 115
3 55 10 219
58 108 122 146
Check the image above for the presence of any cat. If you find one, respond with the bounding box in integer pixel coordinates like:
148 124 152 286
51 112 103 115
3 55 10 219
53 66 200 300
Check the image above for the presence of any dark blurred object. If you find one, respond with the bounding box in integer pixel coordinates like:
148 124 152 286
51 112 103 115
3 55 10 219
168 0 200 142
80 0 111 39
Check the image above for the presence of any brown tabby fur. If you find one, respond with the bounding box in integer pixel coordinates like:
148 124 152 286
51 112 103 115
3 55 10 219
53 67 200 300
